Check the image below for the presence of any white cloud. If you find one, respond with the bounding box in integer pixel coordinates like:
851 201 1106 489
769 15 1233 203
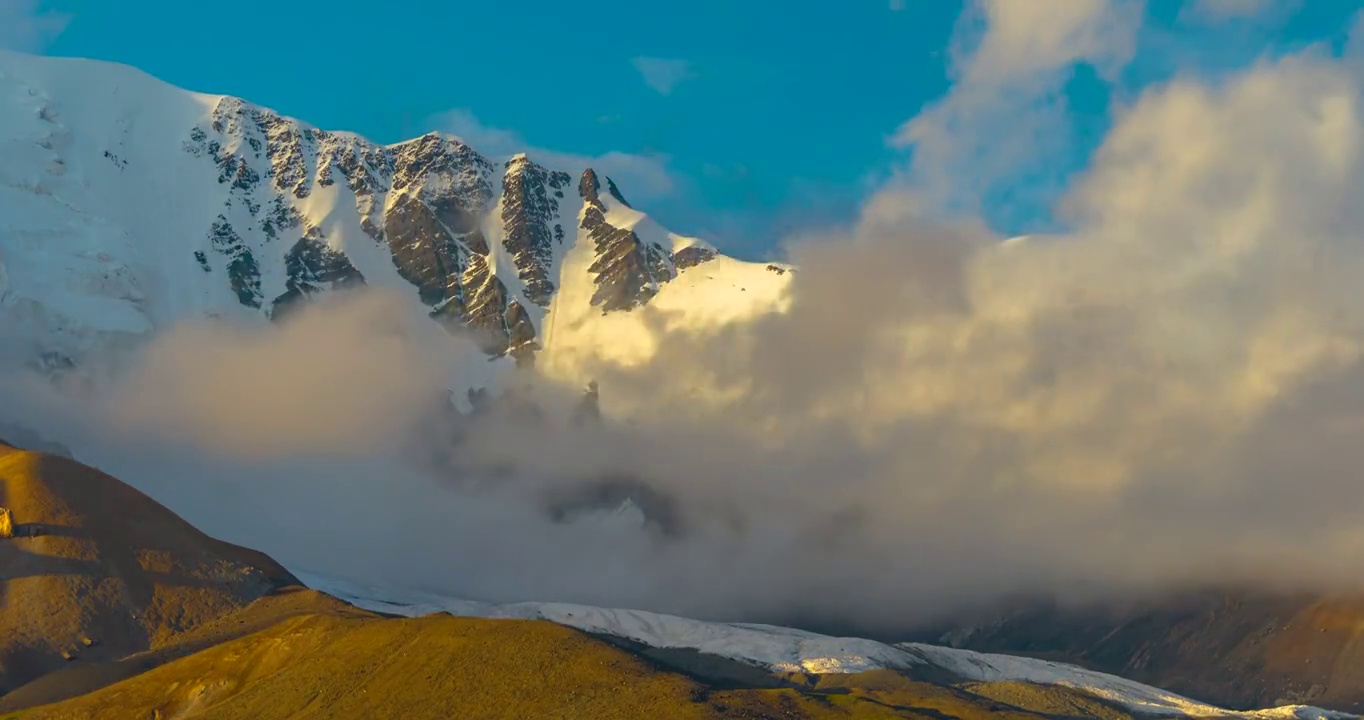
105 290 460 458
631 56 696 96
959 0 1140 84
0 0 70 52
1345 9 1364 73
432 108 675 199
1180 0 1296 23
514 49 1364 623
893 0 1143 220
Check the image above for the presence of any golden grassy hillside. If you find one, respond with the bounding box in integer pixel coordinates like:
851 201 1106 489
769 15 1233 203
0 441 296 695
5 595 1138 720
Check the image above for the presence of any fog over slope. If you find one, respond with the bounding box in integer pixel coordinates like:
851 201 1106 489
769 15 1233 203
7 2 1364 632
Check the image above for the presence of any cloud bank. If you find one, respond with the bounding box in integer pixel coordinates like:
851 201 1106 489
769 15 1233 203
894 0 1142 221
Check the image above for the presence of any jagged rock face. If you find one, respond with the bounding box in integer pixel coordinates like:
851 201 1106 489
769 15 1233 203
578 170 677 313
204 214 261 309
270 237 366 321
673 245 718 270
501 157 573 307
382 192 466 307
174 98 723 359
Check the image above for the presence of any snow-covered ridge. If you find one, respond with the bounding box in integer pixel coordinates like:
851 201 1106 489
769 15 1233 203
295 569 1354 720
0 50 791 378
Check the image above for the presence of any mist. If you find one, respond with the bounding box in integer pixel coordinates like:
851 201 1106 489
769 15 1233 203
6 3 1364 635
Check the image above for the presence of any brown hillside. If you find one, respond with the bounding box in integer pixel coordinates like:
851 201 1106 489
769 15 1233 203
0 441 297 695
0 587 367 712
938 593 1364 712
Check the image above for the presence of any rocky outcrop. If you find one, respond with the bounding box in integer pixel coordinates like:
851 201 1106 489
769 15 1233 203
501 156 573 307
571 380 601 427
672 245 717 269
270 236 366 320
578 170 676 312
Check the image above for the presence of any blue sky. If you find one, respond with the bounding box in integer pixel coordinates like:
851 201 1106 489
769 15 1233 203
9 0 1364 258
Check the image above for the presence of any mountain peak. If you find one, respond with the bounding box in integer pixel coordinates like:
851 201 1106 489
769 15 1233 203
0 50 787 379
576 168 631 208
578 167 602 201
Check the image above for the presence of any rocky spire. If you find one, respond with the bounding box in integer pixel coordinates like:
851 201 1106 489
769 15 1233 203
572 379 602 427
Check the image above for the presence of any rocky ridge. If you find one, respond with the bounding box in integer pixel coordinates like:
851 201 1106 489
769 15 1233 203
181 97 718 362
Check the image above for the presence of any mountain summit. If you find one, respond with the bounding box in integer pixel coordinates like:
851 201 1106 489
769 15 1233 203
0 50 780 374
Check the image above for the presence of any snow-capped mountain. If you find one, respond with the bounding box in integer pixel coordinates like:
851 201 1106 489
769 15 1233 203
0 50 789 377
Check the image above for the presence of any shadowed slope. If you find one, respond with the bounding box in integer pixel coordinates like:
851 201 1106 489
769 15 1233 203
936 594 1364 712
0 441 297 695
